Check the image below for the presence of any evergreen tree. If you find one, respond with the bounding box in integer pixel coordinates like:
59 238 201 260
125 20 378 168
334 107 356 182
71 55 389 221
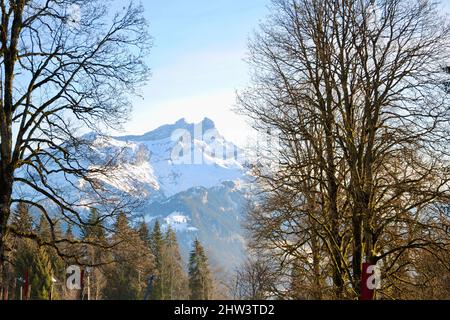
188 239 212 300
81 208 108 300
13 206 54 300
81 209 108 266
2 203 32 299
138 220 151 248
60 224 79 300
60 224 80 265
82 208 101 238
150 220 164 261
160 227 188 299
37 216 65 299
37 215 51 240
29 247 54 300
13 202 34 233
149 220 164 299
102 213 153 300
49 222 65 299
36 216 66 299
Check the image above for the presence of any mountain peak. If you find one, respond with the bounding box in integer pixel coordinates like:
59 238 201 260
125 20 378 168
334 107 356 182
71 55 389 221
200 117 215 131
175 117 188 125
116 117 219 142
174 117 215 130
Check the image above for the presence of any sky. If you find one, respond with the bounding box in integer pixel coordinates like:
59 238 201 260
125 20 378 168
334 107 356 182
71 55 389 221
116 0 272 146
116 0 450 146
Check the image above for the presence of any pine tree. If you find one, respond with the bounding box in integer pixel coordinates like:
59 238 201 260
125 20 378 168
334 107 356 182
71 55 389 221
150 220 164 261
138 220 151 248
13 202 34 233
60 224 79 300
37 216 64 299
81 209 108 267
49 222 65 299
102 213 153 300
29 247 53 300
37 215 51 240
11 203 34 299
13 206 54 300
149 220 164 299
36 216 66 300
60 224 80 267
81 208 108 300
4 203 34 299
188 239 212 300
160 227 188 299
82 208 107 240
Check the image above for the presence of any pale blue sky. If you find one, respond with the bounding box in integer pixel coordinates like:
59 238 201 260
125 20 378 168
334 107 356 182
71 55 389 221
119 0 450 146
118 0 271 145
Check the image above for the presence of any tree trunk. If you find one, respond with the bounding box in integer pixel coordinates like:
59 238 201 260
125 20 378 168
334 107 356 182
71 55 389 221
352 206 363 298
0 2 23 299
0 96 14 298
0 179 13 300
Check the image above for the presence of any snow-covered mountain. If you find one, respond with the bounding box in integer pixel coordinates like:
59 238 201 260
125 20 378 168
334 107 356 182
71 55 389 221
84 117 249 270
15 117 249 271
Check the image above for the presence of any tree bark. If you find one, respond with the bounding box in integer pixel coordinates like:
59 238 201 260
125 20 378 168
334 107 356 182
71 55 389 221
0 1 23 297
0 168 13 299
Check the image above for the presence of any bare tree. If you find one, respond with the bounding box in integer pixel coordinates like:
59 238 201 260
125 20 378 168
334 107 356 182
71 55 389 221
239 0 450 299
230 255 277 300
0 0 150 295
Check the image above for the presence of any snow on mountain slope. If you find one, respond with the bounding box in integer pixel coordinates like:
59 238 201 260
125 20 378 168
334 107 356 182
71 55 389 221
85 136 160 197
146 181 247 270
96 118 248 269
162 212 198 233
15 117 249 271
105 117 246 197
